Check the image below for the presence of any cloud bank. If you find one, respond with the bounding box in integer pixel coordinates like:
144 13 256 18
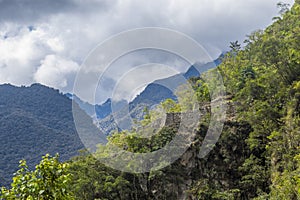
0 0 294 102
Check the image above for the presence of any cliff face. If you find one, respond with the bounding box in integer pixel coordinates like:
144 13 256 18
147 100 252 199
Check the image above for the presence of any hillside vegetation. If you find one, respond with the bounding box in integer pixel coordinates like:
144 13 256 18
0 84 85 187
1 1 300 199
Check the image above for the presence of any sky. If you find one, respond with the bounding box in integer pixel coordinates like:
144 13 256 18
0 0 295 103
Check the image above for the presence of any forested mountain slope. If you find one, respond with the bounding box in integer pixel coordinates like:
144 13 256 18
65 2 300 199
0 84 87 187
97 58 222 135
1 1 300 200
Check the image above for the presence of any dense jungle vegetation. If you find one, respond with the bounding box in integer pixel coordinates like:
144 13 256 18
1 1 300 199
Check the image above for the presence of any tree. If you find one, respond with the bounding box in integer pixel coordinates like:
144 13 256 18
1 154 74 200
229 40 241 53
277 2 290 15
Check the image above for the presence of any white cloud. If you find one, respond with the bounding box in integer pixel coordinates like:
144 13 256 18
0 26 50 85
0 0 295 102
34 55 79 89
112 63 178 101
0 24 79 92
46 37 65 52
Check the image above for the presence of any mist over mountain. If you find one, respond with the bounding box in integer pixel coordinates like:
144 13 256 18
0 58 220 186
95 57 222 135
1 0 299 198
66 94 113 120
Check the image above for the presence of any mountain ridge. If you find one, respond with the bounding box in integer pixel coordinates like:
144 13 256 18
67 56 223 135
0 83 106 187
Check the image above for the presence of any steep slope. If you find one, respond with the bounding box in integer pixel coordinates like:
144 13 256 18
130 83 177 106
132 57 223 106
97 58 222 135
0 83 105 187
66 94 114 120
67 2 300 199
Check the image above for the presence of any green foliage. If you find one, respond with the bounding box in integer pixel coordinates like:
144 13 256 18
68 150 132 200
0 154 73 200
277 2 291 15
161 99 181 113
68 3 300 198
214 2 300 199
2 2 300 200
0 84 85 187
230 40 241 51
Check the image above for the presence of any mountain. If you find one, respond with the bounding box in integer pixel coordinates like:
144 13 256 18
66 93 95 117
64 3 300 199
184 57 223 79
2 2 300 199
66 94 129 120
132 57 223 106
96 57 223 135
65 56 223 136
130 83 177 107
0 83 106 187
95 98 113 119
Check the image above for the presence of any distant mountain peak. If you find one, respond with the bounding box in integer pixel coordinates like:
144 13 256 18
184 65 200 79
